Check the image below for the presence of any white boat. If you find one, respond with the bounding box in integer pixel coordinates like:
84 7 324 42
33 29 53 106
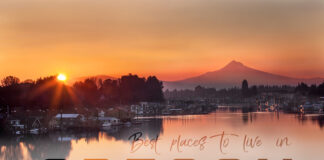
29 128 39 134
102 122 112 127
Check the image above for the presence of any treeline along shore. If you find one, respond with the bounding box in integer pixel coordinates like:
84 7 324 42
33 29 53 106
0 74 164 134
1 73 324 135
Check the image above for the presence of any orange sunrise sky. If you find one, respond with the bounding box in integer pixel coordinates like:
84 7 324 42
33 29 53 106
0 0 324 82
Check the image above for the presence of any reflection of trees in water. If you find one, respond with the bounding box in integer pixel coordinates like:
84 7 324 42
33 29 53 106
311 115 324 128
295 114 324 128
27 131 99 160
0 135 72 160
242 114 249 124
242 112 324 129
26 135 71 160
0 136 26 160
241 112 258 124
296 115 307 126
0 130 100 160
103 118 163 141
0 120 162 160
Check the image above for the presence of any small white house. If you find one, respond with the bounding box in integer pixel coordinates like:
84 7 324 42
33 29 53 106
53 114 85 127
131 102 162 115
9 119 24 129
98 117 121 125
131 104 144 115
313 103 323 110
98 110 105 117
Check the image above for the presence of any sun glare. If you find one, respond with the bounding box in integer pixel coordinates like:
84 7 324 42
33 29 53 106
57 74 67 81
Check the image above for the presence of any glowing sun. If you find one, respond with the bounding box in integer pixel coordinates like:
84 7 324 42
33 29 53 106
57 74 67 81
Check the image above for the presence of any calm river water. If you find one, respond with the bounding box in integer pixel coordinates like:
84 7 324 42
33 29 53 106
1 111 324 160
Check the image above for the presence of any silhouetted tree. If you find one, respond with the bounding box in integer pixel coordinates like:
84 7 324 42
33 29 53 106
100 79 119 105
242 79 249 97
0 73 165 116
0 76 22 111
295 82 309 95
146 76 164 102
250 85 258 96
119 74 147 103
317 82 324 96
31 76 58 109
72 74 165 106
309 84 318 96
73 78 100 107
1 76 20 87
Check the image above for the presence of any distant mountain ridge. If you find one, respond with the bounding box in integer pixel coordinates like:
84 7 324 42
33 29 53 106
164 60 324 90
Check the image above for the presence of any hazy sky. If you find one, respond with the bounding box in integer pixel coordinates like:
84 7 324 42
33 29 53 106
0 0 324 81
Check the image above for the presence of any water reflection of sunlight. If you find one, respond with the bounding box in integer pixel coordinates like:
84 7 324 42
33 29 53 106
0 146 5 152
66 133 129 160
20 143 32 160
0 143 32 160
